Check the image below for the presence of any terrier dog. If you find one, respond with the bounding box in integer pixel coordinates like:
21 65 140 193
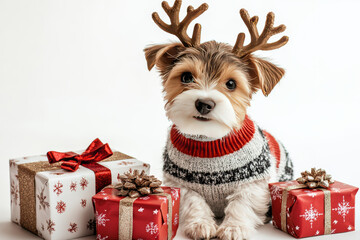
144 1 293 239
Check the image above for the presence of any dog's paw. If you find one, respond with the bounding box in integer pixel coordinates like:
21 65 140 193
216 223 256 240
183 219 217 240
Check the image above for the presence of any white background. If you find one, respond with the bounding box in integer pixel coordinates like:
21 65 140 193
1 0 360 239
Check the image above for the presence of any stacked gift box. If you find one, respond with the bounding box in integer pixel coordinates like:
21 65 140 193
9 139 152 240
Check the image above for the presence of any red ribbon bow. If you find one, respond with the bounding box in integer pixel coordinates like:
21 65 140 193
47 138 113 172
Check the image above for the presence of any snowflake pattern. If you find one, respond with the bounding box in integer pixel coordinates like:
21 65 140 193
145 222 159 235
87 219 96 231
56 200 66 214
174 213 179 226
37 186 50 210
80 177 89 190
307 192 317 198
332 196 355 222
171 189 179 200
153 209 159 215
270 185 282 200
68 222 78 233
279 182 293 187
10 180 19 205
51 172 65 175
304 190 317 198
46 219 55 234
80 199 87 208
299 204 323 228
138 207 144 212
70 181 77 191
53 181 63 196
96 211 110 227
139 196 150 200
286 207 290 217
118 161 135 166
97 234 109 240
158 196 168 202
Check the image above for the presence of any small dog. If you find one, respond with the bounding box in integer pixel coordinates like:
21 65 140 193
144 1 293 239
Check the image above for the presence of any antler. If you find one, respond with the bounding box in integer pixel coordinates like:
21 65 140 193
152 0 208 47
232 9 289 57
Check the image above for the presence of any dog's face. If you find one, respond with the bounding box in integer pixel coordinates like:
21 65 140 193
145 41 285 139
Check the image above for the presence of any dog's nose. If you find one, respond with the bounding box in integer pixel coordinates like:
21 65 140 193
195 99 216 115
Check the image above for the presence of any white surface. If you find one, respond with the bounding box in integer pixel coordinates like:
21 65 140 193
1 0 360 239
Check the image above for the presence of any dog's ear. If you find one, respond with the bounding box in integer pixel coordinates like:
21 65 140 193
144 43 184 72
244 55 285 96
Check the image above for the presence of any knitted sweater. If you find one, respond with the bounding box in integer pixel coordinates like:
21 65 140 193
163 115 293 218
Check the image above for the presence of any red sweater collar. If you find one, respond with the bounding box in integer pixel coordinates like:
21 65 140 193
170 115 255 158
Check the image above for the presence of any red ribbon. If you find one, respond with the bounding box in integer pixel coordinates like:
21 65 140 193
47 138 113 171
47 138 113 192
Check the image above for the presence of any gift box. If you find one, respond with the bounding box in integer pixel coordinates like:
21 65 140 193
92 185 180 240
269 179 358 238
9 139 150 240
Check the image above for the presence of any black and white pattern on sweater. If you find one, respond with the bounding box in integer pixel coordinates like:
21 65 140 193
278 147 293 182
163 144 271 185
163 120 293 218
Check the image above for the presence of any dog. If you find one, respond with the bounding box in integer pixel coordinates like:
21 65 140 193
144 1 293 239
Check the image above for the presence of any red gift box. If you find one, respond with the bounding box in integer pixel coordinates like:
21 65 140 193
269 180 358 238
92 186 180 240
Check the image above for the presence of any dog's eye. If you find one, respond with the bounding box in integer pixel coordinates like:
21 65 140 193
226 79 236 90
181 72 194 83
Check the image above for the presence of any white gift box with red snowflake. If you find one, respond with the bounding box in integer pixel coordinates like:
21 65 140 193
9 152 150 240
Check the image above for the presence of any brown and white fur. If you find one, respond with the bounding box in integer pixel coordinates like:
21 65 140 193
144 41 286 240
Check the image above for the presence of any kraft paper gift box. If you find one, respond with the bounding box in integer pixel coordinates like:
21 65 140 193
9 138 150 240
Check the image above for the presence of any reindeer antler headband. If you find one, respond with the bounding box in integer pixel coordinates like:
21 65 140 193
152 0 289 57
152 0 208 47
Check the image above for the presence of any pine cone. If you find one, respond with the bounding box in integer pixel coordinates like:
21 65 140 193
114 169 164 198
296 167 334 189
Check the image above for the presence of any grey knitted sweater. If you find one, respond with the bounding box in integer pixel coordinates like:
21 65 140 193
163 116 293 218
